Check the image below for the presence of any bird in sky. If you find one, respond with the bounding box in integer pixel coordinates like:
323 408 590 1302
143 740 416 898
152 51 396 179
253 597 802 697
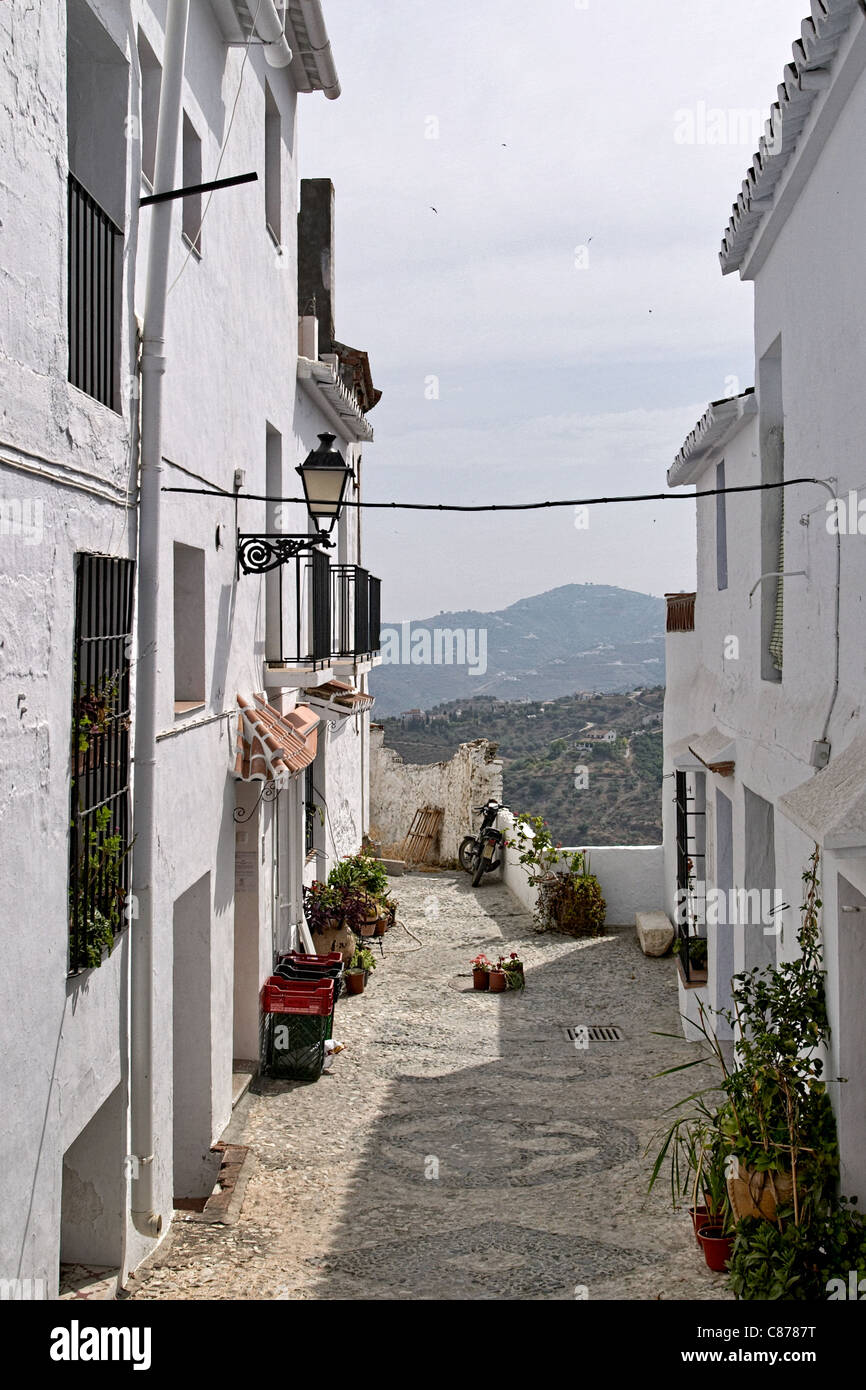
430 206 438 214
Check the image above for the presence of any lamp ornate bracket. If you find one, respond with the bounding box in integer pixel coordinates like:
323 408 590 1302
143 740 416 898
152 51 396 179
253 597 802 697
237 533 333 576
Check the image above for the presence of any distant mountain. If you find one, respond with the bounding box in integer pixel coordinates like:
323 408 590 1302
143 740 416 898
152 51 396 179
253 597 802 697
369 583 665 717
378 687 665 847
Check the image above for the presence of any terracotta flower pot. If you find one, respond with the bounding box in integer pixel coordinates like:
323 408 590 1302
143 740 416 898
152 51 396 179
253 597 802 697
345 970 365 995
697 1226 734 1272
488 970 506 993
472 968 489 991
688 1205 710 1244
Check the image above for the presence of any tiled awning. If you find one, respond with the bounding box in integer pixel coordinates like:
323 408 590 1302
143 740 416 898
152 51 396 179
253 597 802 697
234 695 320 783
305 678 375 716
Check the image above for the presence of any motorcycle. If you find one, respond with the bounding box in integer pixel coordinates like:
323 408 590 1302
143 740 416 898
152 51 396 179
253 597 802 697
459 800 506 887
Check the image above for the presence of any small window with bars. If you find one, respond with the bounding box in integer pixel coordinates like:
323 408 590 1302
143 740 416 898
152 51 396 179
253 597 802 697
68 553 135 973
304 762 316 857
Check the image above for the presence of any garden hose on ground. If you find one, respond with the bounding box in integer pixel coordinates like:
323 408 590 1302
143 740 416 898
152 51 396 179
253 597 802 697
380 916 425 955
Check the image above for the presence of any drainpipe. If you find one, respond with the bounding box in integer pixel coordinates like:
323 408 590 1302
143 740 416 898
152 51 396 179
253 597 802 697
130 0 190 1239
253 1 294 68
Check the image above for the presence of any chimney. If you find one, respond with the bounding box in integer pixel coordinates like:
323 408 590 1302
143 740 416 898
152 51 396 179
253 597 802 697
298 178 335 356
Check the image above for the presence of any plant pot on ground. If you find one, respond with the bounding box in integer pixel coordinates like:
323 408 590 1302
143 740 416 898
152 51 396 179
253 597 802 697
344 970 365 995
347 944 376 990
697 1225 734 1272
688 1205 710 1243
488 969 506 993
470 953 492 991
500 953 525 989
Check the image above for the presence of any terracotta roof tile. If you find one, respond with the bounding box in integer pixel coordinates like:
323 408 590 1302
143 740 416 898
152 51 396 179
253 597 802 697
234 695 320 782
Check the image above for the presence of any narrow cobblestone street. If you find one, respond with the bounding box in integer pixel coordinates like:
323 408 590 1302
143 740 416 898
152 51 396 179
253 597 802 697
127 872 732 1301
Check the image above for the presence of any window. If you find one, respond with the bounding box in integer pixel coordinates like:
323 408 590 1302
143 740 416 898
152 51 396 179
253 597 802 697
304 763 315 856
137 29 161 187
182 112 202 254
758 339 784 681
264 83 281 245
265 426 282 661
67 0 126 409
173 543 205 709
743 788 777 971
716 460 728 591
69 554 135 972
674 770 707 980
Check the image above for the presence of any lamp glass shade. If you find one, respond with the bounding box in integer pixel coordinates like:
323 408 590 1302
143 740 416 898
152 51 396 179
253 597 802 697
297 433 351 533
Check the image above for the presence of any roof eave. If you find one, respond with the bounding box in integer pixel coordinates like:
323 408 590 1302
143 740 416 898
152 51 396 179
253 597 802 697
297 356 375 443
668 390 757 488
719 3 865 278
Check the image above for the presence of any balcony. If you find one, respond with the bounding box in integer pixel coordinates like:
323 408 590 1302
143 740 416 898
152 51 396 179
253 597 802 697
264 554 381 682
665 592 696 632
332 565 381 661
67 173 122 411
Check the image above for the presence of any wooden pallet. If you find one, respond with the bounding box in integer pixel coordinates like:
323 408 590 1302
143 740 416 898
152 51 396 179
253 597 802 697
401 805 443 865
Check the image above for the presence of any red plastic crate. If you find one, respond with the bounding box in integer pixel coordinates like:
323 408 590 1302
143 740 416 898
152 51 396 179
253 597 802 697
260 977 334 1017
279 951 342 967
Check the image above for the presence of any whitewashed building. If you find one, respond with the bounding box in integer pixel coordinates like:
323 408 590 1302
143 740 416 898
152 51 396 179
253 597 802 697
0 0 380 1297
663 0 866 1203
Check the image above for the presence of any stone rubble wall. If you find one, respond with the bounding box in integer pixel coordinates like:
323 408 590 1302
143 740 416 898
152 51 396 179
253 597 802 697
369 727 503 863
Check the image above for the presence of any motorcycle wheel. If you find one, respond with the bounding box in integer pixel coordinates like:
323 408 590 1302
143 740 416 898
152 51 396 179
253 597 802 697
459 836 479 874
472 847 488 887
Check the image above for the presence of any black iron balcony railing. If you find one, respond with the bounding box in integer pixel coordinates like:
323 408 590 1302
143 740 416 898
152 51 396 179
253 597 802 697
265 556 382 668
67 173 123 411
266 547 332 667
332 566 381 659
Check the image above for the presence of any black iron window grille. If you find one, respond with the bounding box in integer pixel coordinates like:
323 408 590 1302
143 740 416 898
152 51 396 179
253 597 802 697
68 172 123 411
675 769 707 981
68 554 135 973
304 763 315 857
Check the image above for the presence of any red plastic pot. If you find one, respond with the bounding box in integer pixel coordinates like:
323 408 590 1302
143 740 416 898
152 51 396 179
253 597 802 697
345 970 365 995
488 970 506 993
697 1226 734 1272
472 969 490 991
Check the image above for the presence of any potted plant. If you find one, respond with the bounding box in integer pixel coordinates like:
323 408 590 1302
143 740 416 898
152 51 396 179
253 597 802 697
328 853 390 901
303 881 368 964
500 953 525 990
377 895 398 934
512 816 606 936
345 944 376 995
470 953 492 990
488 963 507 993
694 1126 735 1272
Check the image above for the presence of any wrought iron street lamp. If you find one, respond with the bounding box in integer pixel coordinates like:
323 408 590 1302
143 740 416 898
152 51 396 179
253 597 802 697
296 433 352 537
237 433 353 575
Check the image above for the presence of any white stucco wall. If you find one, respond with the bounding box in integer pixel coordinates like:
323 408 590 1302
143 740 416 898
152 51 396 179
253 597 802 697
498 811 664 926
0 0 371 1292
663 34 866 1199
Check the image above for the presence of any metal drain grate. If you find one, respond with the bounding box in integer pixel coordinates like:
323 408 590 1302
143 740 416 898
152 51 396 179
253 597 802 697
564 1025 624 1042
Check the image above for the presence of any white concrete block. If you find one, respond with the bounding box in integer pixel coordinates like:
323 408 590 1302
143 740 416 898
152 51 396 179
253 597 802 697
635 909 675 957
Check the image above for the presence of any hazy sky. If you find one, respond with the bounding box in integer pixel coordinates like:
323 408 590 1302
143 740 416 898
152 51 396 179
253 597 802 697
300 1 808 620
